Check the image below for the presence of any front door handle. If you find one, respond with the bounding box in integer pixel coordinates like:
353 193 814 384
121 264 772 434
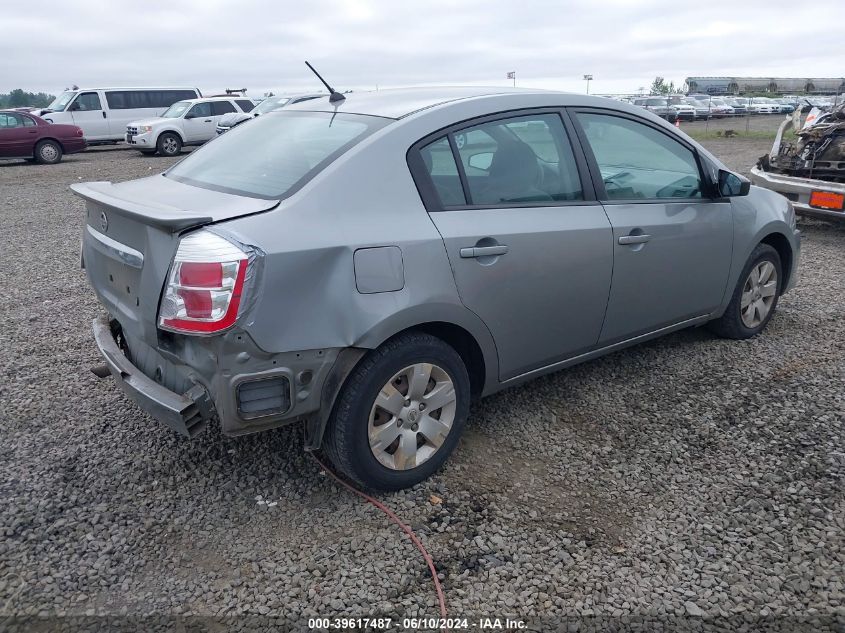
618 234 651 245
460 245 509 258
204 119 212 122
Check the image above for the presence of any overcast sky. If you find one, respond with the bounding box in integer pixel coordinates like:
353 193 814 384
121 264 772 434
2 0 843 98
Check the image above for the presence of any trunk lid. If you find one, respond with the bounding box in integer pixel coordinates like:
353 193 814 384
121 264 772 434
74 175 278 346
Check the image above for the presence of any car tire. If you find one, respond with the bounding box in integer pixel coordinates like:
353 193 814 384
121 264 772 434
324 331 470 491
708 243 782 340
34 140 62 164
156 133 182 157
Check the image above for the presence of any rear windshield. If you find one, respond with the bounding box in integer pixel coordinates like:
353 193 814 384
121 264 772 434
166 111 390 199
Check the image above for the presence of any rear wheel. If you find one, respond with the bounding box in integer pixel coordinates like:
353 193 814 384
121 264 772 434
324 332 470 491
709 243 782 339
35 140 62 164
156 133 182 157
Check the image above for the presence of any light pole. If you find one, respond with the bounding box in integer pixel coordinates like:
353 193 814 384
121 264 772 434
583 74 593 95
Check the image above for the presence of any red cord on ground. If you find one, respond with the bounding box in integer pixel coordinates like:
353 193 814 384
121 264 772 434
309 453 448 624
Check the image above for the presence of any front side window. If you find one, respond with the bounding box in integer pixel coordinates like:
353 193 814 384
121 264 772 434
72 92 102 111
576 112 703 200
166 111 389 199
212 101 237 115
187 102 213 118
453 113 583 205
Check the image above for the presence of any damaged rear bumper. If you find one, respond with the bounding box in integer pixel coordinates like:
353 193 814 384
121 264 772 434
749 167 845 221
92 315 215 437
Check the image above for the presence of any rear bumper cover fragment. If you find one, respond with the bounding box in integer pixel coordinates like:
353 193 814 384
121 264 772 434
92 315 215 437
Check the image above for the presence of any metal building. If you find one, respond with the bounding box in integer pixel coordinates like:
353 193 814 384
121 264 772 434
685 77 845 95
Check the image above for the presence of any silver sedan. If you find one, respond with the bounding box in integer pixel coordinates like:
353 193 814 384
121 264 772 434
75 87 801 490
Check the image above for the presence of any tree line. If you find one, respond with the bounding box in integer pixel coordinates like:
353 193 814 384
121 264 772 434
0 89 56 109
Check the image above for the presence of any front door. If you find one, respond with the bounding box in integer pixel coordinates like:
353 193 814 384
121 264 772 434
416 111 614 381
69 91 110 140
182 102 216 143
571 110 734 345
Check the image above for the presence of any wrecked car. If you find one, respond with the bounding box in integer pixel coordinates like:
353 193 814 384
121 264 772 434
751 102 845 220
75 87 800 490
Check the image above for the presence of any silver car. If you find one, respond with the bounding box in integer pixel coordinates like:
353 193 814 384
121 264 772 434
75 87 801 490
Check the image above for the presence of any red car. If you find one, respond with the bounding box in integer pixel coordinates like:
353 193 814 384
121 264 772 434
0 110 87 164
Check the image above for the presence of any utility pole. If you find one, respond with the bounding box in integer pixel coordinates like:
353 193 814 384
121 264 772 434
583 74 593 95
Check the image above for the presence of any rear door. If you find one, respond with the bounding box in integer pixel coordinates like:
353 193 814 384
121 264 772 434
69 91 111 139
0 112 33 156
412 110 614 381
570 109 733 345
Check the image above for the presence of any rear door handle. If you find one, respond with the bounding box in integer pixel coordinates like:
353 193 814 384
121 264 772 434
618 234 651 245
102 111 107 118
204 119 212 122
460 245 509 258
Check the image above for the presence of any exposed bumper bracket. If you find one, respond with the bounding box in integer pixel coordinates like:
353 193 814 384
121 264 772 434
92 315 215 437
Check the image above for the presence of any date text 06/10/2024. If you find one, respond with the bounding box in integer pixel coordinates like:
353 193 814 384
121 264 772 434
307 617 527 630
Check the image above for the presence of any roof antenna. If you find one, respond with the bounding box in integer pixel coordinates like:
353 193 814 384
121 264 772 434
305 61 346 103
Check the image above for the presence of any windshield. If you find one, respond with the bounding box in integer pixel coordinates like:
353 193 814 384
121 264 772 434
166 111 390 199
46 91 76 112
161 101 191 118
253 96 291 115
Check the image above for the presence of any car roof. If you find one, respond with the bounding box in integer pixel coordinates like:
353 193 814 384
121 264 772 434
283 86 569 119
176 96 241 104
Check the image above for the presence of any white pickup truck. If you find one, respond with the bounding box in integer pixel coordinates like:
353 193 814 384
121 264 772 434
126 96 254 156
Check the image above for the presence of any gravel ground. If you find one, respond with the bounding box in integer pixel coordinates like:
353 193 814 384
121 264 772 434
1 142 843 631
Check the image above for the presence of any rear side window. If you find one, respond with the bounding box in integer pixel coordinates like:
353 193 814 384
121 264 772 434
166 111 389 199
454 113 583 205
420 137 466 206
23 116 35 127
212 101 237 115
235 99 255 112
576 112 702 200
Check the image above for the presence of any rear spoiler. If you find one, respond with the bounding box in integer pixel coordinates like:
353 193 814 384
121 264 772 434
71 181 213 232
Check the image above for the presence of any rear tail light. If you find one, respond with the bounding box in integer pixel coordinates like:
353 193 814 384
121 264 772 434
158 230 250 335
76 128 84 137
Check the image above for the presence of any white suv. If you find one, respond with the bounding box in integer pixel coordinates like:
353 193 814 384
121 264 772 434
126 96 254 156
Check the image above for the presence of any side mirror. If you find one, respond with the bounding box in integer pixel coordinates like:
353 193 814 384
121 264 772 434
468 152 493 171
184 113 195 119
718 169 751 197
69 102 80 112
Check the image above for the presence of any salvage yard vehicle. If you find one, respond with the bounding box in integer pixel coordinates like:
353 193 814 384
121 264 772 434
126 96 254 156
215 93 324 134
752 103 845 220
0 110 86 164
632 97 678 122
36 87 201 143
74 87 801 490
